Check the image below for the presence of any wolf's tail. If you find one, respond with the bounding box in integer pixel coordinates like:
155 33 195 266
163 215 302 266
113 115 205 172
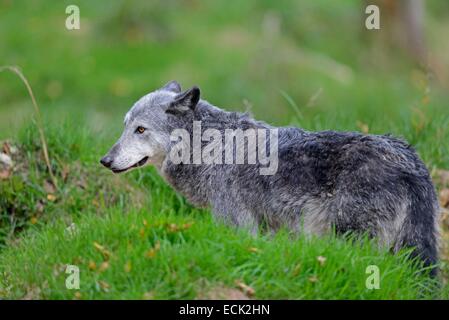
394 180 439 276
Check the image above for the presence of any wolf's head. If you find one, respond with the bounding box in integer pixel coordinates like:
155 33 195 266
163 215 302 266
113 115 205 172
100 80 200 173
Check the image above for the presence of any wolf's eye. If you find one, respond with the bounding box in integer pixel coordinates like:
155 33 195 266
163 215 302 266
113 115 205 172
136 126 146 134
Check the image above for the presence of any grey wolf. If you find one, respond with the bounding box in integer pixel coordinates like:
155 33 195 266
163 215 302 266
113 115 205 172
100 81 439 274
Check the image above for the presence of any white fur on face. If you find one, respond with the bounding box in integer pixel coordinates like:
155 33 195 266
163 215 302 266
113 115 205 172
107 90 175 172
111 127 168 172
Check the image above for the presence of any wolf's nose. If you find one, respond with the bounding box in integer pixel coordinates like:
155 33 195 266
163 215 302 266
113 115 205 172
100 156 113 168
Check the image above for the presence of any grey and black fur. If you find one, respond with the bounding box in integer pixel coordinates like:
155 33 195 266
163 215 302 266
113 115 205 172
101 81 439 274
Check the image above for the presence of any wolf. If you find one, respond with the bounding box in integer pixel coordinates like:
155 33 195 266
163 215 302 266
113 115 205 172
100 81 439 274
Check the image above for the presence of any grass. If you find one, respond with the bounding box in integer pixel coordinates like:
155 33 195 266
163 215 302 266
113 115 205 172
1 0 449 299
0 187 442 299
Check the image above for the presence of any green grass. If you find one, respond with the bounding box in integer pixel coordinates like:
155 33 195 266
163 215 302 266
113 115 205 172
1 0 449 299
0 196 441 299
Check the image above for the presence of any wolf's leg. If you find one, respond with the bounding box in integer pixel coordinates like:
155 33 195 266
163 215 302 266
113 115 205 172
332 185 439 275
234 209 259 235
330 191 396 240
211 204 259 235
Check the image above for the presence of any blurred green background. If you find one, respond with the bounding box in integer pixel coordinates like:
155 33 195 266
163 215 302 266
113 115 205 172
1 1 448 168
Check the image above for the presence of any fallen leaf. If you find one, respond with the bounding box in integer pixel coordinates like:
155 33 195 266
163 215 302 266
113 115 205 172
182 222 194 230
93 242 105 251
167 223 179 232
88 261 97 271
98 261 109 272
317 256 327 266
145 241 160 259
93 242 112 260
166 222 193 233
145 248 157 258
235 280 255 297
98 280 110 292
73 291 82 300
47 194 56 202
248 247 260 253
308 276 319 283
439 189 449 208
30 216 38 225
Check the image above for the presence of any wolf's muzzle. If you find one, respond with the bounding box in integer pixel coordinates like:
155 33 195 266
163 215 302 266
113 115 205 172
100 156 113 168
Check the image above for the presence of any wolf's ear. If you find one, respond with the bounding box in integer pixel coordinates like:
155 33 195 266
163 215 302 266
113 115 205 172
166 86 200 115
160 80 181 93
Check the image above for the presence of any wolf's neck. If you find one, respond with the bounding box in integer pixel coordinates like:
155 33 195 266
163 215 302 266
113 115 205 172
191 101 270 132
160 101 270 207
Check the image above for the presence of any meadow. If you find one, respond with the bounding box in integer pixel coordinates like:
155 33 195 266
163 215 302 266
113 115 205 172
1 0 449 299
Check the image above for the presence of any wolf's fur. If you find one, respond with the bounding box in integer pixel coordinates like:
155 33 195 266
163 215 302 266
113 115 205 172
101 81 439 274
